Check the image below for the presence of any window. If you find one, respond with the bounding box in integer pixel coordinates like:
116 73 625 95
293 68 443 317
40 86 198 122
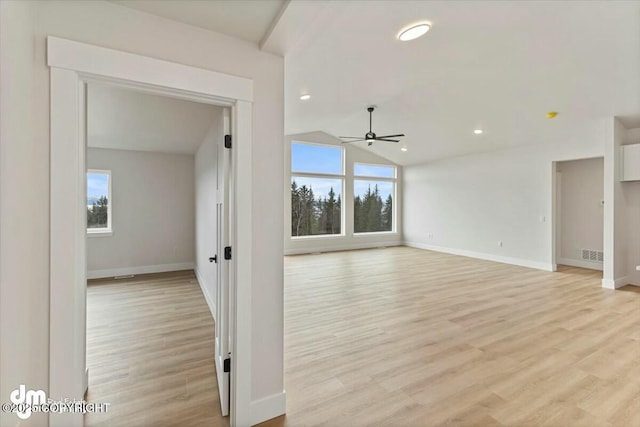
291 142 343 237
87 169 111 234
354 163 395 233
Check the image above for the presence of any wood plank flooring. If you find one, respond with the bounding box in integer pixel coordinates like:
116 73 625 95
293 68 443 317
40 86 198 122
84 270 227 427
261 246 640 427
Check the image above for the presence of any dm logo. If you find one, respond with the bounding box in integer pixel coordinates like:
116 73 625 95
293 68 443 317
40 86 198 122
10 384 46 420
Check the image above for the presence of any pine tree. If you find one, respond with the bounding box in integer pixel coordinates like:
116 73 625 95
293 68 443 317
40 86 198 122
382 194 393 231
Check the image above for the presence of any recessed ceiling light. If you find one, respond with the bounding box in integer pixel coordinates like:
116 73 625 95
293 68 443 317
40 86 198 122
401 147 408 152
300 94 311 100
474 129 483 135
398 23 431 41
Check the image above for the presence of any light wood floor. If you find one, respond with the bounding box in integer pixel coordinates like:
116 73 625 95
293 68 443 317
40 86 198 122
261 246 640 427
84 270 227 427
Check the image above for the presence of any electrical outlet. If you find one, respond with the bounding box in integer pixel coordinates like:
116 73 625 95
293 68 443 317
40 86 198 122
498 241 503 247
428 233 434 240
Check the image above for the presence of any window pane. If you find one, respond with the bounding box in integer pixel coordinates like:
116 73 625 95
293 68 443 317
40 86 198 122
354 180 393 233
291 176 342 237
87 172 109 229
292 142 343 175
354 163 395 178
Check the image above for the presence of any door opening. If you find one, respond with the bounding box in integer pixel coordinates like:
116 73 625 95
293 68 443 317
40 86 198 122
553 157 605 276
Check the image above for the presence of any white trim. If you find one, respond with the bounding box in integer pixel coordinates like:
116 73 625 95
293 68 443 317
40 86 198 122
285 241 401 256
194 267 216 320
231 100 253 427
251 391 286 426
601 276 629 289
87 230 113 237
404 242 555 271
557 257 603 271
87 262 194 280
47 37 253 102
48 36 253 427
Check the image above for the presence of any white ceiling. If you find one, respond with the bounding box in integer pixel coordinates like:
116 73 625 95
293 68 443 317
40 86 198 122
282 1 640 165
104 1 640 165
87 83 220 154
110 0 286 44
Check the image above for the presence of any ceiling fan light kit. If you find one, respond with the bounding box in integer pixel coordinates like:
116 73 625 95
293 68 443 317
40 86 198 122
340 107 405 146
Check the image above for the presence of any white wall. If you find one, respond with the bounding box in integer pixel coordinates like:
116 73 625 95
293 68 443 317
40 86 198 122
557 158 604 270
603 118 630 287
86 148 195 278
623 128 640 285
0 3 50 427
195 108 224 317
284 131 402 254
403 122 606 271
0 1 284 425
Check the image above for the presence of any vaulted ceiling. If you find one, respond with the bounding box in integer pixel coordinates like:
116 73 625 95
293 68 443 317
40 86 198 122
87 83 220 154
108 1 640 165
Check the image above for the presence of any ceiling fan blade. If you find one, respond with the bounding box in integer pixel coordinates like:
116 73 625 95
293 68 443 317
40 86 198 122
339 136 364 139
341 139 366 143
375 134 405 139
374 138 400 142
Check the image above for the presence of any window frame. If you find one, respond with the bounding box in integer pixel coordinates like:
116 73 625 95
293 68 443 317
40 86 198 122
290 141 346 239
353 162 397 235
86 168 112 237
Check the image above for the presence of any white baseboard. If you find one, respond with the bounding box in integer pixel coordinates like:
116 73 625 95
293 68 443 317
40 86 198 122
194 267 216 320
285 241 401 256
602 276 629 289
87 262 194 279
251 391 286 426
404 242 554 272
557 258 603 271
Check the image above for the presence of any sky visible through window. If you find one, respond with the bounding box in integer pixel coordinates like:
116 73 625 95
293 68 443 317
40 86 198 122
87 172 108 204
354 163 395 178
292 142 342 175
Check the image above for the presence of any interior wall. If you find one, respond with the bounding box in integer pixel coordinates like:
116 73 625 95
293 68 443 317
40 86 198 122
86 148 195 278
0 1 284 425
403 124 606 271
0 3 49 427
557 158 604 270
623 127 640 285
195 108 224 317
284 131 402 254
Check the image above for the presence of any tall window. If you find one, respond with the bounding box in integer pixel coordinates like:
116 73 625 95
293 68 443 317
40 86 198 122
354 163 396 233
87 169 111 234
291 142 344 237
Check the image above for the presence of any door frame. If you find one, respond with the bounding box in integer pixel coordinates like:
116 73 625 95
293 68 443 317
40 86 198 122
48 36 253 427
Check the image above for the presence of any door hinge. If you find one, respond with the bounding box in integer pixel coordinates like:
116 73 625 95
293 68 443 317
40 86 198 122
224 134 232 149
224 246 232 260
223 357 231 373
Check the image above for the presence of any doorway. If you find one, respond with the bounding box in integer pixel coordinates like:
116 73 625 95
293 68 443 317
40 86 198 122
554 157 605 275
48 36 253 427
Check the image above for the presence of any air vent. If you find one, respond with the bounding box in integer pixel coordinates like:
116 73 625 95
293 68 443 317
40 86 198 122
581 249 604 263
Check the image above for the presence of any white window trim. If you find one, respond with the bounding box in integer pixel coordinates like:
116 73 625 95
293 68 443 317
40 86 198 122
291 141 346 238
86 169 112 236
354 162 397 234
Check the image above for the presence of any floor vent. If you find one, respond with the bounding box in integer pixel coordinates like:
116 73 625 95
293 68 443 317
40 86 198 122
581 249 604 263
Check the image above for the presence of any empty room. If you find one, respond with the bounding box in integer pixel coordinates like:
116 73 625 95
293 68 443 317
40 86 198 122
1 1 639 427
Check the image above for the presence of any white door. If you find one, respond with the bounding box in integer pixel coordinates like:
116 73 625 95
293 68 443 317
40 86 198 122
215 108 232 416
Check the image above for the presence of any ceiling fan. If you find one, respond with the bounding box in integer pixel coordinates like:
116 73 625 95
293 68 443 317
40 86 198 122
340 106 405 146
